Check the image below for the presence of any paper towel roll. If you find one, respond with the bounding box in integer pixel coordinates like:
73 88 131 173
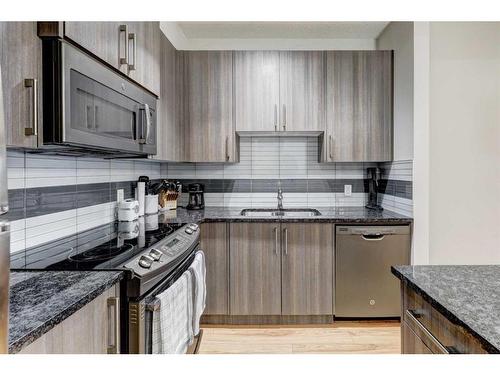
135 182 145 217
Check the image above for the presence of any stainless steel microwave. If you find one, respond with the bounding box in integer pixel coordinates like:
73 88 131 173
42 40 157 156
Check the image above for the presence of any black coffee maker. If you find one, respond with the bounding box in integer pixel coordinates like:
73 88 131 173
186 183 205 210
365 167 383 211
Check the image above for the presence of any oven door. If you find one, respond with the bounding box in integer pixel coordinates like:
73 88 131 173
127 248 198 354
61 42 157 155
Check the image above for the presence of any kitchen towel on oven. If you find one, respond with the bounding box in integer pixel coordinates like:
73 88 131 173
188 251 207 335
152 271 194 354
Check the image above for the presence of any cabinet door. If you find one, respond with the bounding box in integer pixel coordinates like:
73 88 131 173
64 22 128 74
326 51 393 162
155 33 184 161
0 22 42 148
230 223 281 315
200 223 228 315
281 223 333 315
126 22 161 95
19 284 120 354
183 51 235 162
234 51 280 132
279 51 325 132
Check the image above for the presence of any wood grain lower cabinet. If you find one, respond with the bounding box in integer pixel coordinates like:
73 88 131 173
402 321 433 354
200 223 229 315
0 21 43 148
18 284 120 354
281 223 333 315
229 223 281 315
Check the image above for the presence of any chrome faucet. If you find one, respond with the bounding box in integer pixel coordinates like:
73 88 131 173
277 187 283 210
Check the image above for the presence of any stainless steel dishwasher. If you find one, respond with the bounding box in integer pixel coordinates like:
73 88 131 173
335 226 410 318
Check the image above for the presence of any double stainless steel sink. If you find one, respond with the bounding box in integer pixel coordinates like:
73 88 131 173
240 208 321 217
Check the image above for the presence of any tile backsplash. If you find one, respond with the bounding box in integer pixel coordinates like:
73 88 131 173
6 136 413 255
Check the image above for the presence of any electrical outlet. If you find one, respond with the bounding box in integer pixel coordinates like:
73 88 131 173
344 185 352 196
116 189 124 203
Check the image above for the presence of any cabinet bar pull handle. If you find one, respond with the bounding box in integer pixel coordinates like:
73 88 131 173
283 227 288 255
274 227 278 255
225 137 230 161
119 24 128 65
128 32 137 71
282 104 286 131
274 104 278 131
405 309 452 354
329 134 333 160
107 297 120 354
24 78 38 137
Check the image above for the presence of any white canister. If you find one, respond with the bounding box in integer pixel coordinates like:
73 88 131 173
145 194 159 215
118 199 139 222
145 213 159 231
135 182 145 216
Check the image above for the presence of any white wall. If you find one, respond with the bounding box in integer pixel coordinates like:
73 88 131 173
413 22 500 265
376 22 414 161
428 22 500 264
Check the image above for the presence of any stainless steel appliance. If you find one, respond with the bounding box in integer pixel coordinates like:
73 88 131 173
41 40 157 156
186 183 205 210
0 64 10 354
11 216 201 354
335 226 410 318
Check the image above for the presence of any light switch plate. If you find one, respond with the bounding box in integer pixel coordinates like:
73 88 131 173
344 185 352 196
116 189 124 202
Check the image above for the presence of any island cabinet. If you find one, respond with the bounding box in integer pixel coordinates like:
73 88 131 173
323 50 393 162
0 22 43 148
18 284 120 354
234 51 325 133
401 283 488 354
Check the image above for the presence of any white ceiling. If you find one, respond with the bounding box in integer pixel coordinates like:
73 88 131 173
177 22 389 39
161 21 390 50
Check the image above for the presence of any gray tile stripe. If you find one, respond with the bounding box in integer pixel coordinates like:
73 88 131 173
6 178 412 221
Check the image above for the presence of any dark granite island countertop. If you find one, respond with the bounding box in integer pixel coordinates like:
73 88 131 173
392 265 500 353
8 270 124 354
160 206 413 225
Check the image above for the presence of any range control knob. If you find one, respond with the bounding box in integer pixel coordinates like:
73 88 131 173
138 254 154 269
188 223 199 231
149 248 163 261
185 227 194 235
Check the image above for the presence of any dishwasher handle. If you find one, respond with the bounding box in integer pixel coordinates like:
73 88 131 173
361 234 386 241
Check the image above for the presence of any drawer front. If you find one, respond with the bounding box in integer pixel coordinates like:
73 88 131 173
402 284 488 354
402 321 433 354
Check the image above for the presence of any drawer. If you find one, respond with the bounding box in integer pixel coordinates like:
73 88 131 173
402 321 433 354
402 284 488 354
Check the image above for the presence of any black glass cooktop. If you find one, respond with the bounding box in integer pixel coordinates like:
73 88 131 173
11 214 186 271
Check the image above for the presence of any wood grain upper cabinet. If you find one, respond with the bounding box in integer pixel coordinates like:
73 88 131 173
126 22 161 95
229 223 281 315
182 51 236 162
325 50 393 162
234 51 280 132
279 51 325 132
200 223 228 315
155 32 184 161
64 22 128 74
0 22 42 148
281 223 333 315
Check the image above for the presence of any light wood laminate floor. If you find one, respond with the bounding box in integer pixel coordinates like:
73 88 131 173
198 321 401 354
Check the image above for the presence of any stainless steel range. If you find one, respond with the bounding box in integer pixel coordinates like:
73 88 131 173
11 216 201 354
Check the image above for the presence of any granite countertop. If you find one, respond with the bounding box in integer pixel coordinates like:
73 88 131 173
392 265 500 353
160 206 413 225
8 270 124 354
